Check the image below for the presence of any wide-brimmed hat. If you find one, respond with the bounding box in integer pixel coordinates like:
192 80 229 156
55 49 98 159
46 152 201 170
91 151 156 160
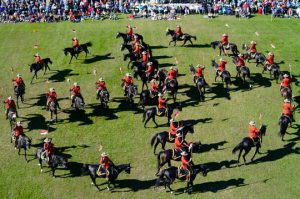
44 138 52 142
170 118 177 123
126 73 131 77
251 41 256 44
222 33 228 37
268 52 273 56
249 121 256 126
283 74 289 78
238 54 243 57
147 62 153 66
99 77 104 81
158 93 163 97
49 88 55 92
170 66 174 70
35 53 39 56
8 96 12 100
74 82 78 86
142 51 147 55
101 152 108 157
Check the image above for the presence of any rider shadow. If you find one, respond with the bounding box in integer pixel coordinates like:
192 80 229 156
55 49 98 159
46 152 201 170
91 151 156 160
200 141 228 153
184 118 213 125
83 53 114 64
288 123 300 142
110 179 156 192
48 69 79 82
112 97 141 113
183 43 211 48
180 84 201 106
158 63 174 68
62 109 93 126
57 161 86 178
252 142 300 164
85 103 119 120
25 94 46 108
208 84 231 100
23 114 56 132
231 78 252 91
251 73 272 88
205 160 236 172
151 45 168 50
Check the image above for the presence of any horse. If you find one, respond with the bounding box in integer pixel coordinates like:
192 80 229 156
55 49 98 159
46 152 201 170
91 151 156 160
155 164 208 193
29 58 52 84
63 42 92 64
279 115 292 141
150 123 195 154
123 52 138 67
116 32 144 43
74 95 85 111
232 124 267 165
165 79 178 102
211 41 239 56
8 108 17 131
215 70 231 89
166 29 197 46
126 84 138 105
13 134 31 162
139 89 152 109
262 64 281 82
49 101 57 122
241 44 266 66
143 102 182 128
156 142 202 174
133 70 148 90
82 163 131 191
155 69 168 89
14 85 25 107
280 87 292 101
189 65 207 101
98 90 110 109
35 148 68 177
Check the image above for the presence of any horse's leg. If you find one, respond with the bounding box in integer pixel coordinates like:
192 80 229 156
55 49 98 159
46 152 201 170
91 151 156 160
169 40 172 46
242 148 251 165
39 158 43 172
90 176 100 191
154 140 159 155
18 148 21 156
237 149 242 165
189 39 193 45
251 146 259 162
144 115 152 128
152 116 159 128
69 55 73 64
24 149 28 163
51 167 56 177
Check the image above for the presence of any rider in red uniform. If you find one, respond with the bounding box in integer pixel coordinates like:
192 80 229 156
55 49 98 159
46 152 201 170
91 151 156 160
194 64 205 83
248 121 260 145
46 88 61 110
169 118 183 141
236 54 245 74
179 151 193 182
95 77 107 99
280 74 292 90
13 121 23 148
150 79 159 96
221 34 229 54
157 93 167 116
249 41 257 58
217 58 227 76
4 96 18 119
34 53 41 64
126 25 136 40
265 52 274 70
175 25 183 39
72 37 80 53
69 82 84 106
97 152 114 179
122 73 134 96
142 51 149 63
174 133 189 153
43 138 54 164
15 74 25 88
282 99 294 121
146 62 154 82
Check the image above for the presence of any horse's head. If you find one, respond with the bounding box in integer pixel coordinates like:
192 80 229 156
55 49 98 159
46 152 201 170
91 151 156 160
29 64 34 72
184 123 194 134
210 41 217 49
125 164 131 174
189 64 195 74
211 60 218 69
63 48 68 56
260 124 267 137
190 141 202 153
165 28 171 36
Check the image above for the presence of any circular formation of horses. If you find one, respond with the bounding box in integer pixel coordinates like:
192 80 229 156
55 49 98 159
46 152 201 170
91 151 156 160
5 21 296 194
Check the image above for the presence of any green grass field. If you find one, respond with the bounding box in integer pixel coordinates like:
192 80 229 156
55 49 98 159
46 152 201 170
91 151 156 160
0 15 299 199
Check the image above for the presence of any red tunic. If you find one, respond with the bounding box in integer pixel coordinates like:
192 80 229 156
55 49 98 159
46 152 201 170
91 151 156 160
100 156 113 169
281 77 292 87
69 86 81 96
168 69 177 79
133 37 139 45
73 39 79 47
47 91 57 102
237 57 245 67
175 27 183 36
15 77 24 86
175 137 183 150
170 122 177 135
249 125 260 139
133 45 140 54
266 55 274 65
4 99 16 109
221 36 228 45
250 44 257 53
142 54 148 62
151 83 159 93
35 56 41 63
158 96 166 109
123 76 133 87
180 156 190 170
195 67 204 77
282 102 294 116
44 142 54 155
218 61 226 72
127 27 133 35
96 81 107 90
14 126 23 137
146 64 154 74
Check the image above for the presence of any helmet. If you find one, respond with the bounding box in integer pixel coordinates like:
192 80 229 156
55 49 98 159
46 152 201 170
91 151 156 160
49 88 54 92
181 151 188 156
99 77 104 81
283 74 289 78
249 121 256 126
147 62 153 66
142 51 147 55
251 41 256 44
44 137 52 143
101 152 108 157
17 74 21 77
223 33 228 37
16 121 22 126
268 52 273 56
74 82 78 86
8 96 12 100
284 99 290 103
238 54 243 57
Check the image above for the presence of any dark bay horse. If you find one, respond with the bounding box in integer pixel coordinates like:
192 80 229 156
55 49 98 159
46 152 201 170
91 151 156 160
215 70 231 89
139 89 155 109
150 123 194 154
155 164 208 193
64 42 92 64
232 124 267 165
155 69 168 89
29 58 52 84
82 163 131 191
142 102 182 128
49 101 57 122
74 95 85 111
189 65 207 101
35 148 68 177
133 70 148 90
165 79 178 102
156 142 202 174
279 115 291 141
14 85 25 107
166 29 197 46
13 134 31 162
262 64 281 82
8 108 17 131
241 44 266 66
211 41 239 56
116 32 143 43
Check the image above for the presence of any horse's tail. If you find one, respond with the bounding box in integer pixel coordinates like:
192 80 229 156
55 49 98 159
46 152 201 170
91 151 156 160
232 142 243 154
142 109 147 122
192 36 197 40
151 133 158 147
84 42 92 47
48 58 53 65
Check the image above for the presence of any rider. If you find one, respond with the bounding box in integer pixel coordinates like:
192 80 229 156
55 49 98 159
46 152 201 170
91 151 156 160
34 53 42 64
174 133 189 154
43 138 54 165
280 74 292 90
179 151 194 182
97 152 114 180
217 58 227 76
165 66 177 84
175 25 183 40
122 73 134 96
14 74 25 89
126 25 136 40
142 51 149 64
265 52 275 70
69 82 84 107
72 37 80 53
13 121 24 148
95 77 108 99
282 99 294 122
157 93 167 116
169 118 183 141
46 88 61 110
221 33 229 54
194 64 205 83
248 121 261 145
4 96 18 119
150 79 159 96
133 42 141 58
236 54 245 74
133 34 139 46
146 62 154 82
249 41 257 58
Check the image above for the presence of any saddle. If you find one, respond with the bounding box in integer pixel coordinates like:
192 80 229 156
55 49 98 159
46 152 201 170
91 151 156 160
249 137 260 146
178 167 189 179
172 149 182 160
96 167 107 177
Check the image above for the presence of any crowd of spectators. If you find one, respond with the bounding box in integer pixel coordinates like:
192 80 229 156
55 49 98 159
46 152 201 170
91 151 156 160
0 0 300 23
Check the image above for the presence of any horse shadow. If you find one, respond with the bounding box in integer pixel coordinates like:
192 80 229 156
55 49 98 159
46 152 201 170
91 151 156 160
158 63 174 68
153 55 172 60
180 83 201 105
183 43 211 48
231 77 252 91
83 53 114 64
205 160 236 172
110 179 156 192
208 84 231 100
184 118 213 125
23 114 56 132
111 97 141 113
85 103 119 120
251 73 272 88
151 45 168 50
25 94 46 108
252 142 300 164
200 141 228 153
48 69 79 82
62 109 93 126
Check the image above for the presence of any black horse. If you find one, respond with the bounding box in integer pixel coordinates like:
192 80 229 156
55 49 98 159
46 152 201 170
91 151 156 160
215 70 231 89
155 164 208 193
155 69 168 89
98 90 110 109
156 142 202 174
150 123 194 154
280 87 292 101
116 32 143 43
241 44 266 66
189 65 207 101
143 102 182 128
166 29 197 46
13 134 31 162
126 84 138 105
123 51 138 67
82 163 131 191
14 85 25 107
49 101 57 122
64 42 92 64
35 148 68 177
139 89 157 109
262 64 281 82
232 124 267 165
29 58 52 84
211 41 239 56
279 115 291 141
133 70 148 90
165 79 178 102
